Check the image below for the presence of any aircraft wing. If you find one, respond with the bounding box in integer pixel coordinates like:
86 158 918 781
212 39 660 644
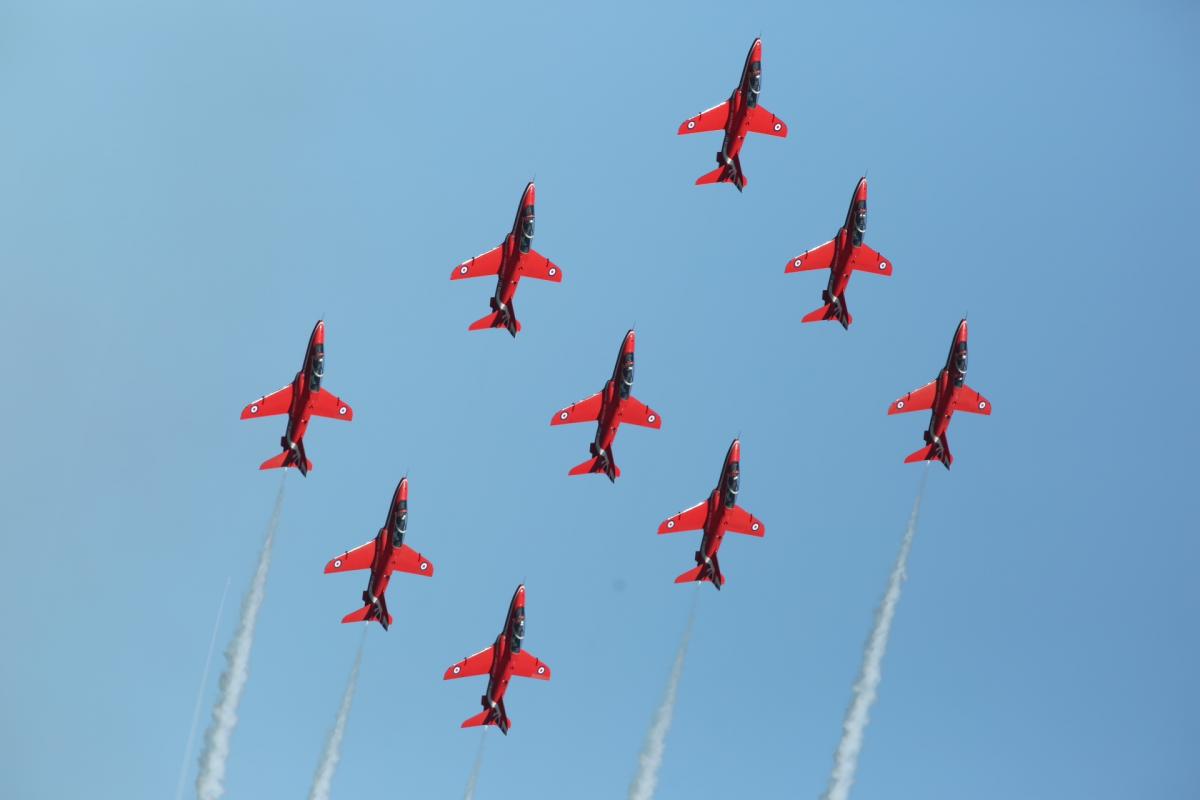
658 501 708 534
390 543 434 577
617 395 662 429
241 384 294 419
848 244 894 276
954 385 992 415
310 388 353 421
444 647 495 680
452 245 503 280
520 249 563 282
725 505 765 537
551 392 604 426
324 540 376 574
785 239 837 273
678 101 731 135
889 381 937 415
746 104 788 137
510 650 551 681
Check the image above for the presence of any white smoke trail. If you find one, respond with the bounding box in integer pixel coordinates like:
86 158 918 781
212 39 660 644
308 628 368 800
462 729 487 800
628 590 698 800
195 479 286 800
822 468 929 800
173 576 232 800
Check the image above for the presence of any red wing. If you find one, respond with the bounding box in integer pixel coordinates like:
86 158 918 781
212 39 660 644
954 385 992 415
390 543 434 577
241 384 294 420
451 244 503 280
510 649 551 681
889 381 937 415
324 540 376 574
519 249 563 283
678 101 730 135
617 395 662 429
746 104 788 138
658 501 708 534
551 392 604 426
785 239 837 273
310 388 353 421
444 646 495 680
848 244 894 276
725 505 765 537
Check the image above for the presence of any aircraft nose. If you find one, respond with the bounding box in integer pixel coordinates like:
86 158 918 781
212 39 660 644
729 439 741 462
624 329 636 351
396 477 408 501
313 320 326 344
857 177 869 199
524 182 536 205
958 318 969 340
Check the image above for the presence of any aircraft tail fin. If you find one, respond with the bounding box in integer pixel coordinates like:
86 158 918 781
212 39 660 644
904 437 953 469
468 304 521 336
802 295 852 328
259 447 313 475
568 445 619 481
695 155 747 191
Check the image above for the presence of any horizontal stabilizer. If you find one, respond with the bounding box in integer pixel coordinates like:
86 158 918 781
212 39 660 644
567 457 620 479
468 311 521 333
461 709 499 729
674 565 725 587
801 303 851 328
341 604 394 628
259 450 313 474
904 442 953 469
695 163 745 190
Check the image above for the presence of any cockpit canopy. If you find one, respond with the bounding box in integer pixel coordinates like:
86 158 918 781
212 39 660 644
519 209 535 254
723 463 741 507
747 61 762 107
392 508 408 546
309 344 325 392
619 353 634 399
852 203 867 246
510 611 526 653
954 345 968 385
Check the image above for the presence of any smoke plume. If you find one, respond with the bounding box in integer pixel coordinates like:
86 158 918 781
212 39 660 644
628 590 698 800
462 729 487 800
822 468 929 800
174 577 232 800
308 629 368 800
195 479 286 800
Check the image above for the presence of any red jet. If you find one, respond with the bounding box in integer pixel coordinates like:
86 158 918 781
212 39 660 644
677 38 787 191
784 177 893 329
450 181 563 337
889 319 992 469
323 477 434 630
240 320 353 476
658 439 765 590
551 330 662 481
443 584 551 735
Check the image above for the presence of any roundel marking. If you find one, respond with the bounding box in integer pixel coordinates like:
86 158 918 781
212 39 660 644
338 406 347 415
250 405 259 414
751 522 761 532
979 401 987 410
667 520 676 529
548 267 557 277
794 258 802 268
896 401 905 409
647 414 657 423
459 265 469 275
773 122 782 132
537 665 546 675
879 261 888 270
420 561 429 571
333 559 342 568
453 665 461 675
687 120 696 129
559 411 568 420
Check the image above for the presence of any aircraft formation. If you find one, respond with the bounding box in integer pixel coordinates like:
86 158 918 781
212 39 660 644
236 37 992 736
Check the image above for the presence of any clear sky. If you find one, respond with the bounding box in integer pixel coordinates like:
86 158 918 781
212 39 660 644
2 1 1198 798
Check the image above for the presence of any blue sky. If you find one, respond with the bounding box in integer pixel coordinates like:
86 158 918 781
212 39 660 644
1 1 1198 798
